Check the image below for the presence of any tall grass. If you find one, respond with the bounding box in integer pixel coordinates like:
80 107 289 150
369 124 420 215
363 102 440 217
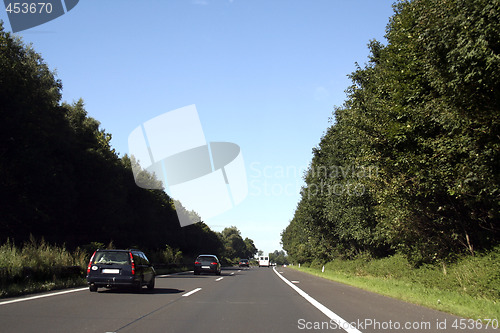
146 245 188 275
146 245 183 265
0 237 88 298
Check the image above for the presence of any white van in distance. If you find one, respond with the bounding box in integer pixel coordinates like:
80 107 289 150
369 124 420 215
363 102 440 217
258 256 270 267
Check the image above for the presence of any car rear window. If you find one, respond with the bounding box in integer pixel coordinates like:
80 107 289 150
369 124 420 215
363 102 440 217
94 251 130 265
197 256 216 263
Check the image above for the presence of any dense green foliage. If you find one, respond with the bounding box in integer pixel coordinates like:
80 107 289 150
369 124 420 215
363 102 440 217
282 0 499 265
0 23 257 260
212 226 258 265
269 250 289 265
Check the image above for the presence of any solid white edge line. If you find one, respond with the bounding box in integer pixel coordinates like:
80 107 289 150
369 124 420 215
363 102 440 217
0 287 88 306
272 267 362 333
182 287 202 297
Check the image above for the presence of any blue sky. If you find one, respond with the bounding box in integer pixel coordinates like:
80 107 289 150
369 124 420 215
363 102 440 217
1 0 396 256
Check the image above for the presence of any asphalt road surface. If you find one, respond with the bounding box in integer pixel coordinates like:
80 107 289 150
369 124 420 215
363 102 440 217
0 266 497 333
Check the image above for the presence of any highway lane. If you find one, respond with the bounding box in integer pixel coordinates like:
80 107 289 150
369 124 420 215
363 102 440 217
0 266 497 333
120 266 329 333
0 267 327 333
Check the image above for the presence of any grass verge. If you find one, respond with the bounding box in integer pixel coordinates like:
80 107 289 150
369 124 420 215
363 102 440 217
0 237 88 299
289 252 499 320
1 278 87 299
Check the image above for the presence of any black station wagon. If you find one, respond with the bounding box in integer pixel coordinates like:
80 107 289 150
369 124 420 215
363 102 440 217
86 249 155 292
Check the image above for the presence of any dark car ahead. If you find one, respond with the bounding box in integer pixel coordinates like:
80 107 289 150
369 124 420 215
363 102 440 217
239 259 250 267
194 255 221 275
86 249 155 292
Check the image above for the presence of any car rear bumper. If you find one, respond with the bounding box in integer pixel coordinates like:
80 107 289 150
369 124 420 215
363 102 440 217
194 267 219 274
86 275 139 287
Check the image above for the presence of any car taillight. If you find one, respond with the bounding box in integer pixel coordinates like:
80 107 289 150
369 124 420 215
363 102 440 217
211 262 217 265
129 252 135 275
195 261 201 265
87 251 96 274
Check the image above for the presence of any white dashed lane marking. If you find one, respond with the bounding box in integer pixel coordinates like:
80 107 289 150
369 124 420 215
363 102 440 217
182 288 202 297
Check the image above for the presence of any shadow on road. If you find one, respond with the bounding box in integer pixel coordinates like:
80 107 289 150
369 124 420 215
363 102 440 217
98 287 184 295
160 274 213 279
222 266 250 271
154 267 250 279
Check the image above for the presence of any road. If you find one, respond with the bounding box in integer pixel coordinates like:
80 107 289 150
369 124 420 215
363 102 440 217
0 266 497 333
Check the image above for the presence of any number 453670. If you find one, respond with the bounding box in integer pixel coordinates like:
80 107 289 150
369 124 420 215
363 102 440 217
5 2 53 14
452 318 499 330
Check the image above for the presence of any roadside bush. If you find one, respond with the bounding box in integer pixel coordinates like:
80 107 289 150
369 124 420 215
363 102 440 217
363 254 413 279
147 245 183 265
320 247 500 302
219 256 238 267
449 247 500 299
309 259 324 270
0 237 87 297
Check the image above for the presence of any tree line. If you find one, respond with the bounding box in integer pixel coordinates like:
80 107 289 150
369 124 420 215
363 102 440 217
0 23 257 261
281 0 499 266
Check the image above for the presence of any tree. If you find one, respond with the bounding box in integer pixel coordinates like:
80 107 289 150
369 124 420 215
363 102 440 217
282 0 499 265
269 250 289 265
0 23 225 257
217 226 257 261
0 23 71 244
243 237 258 259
